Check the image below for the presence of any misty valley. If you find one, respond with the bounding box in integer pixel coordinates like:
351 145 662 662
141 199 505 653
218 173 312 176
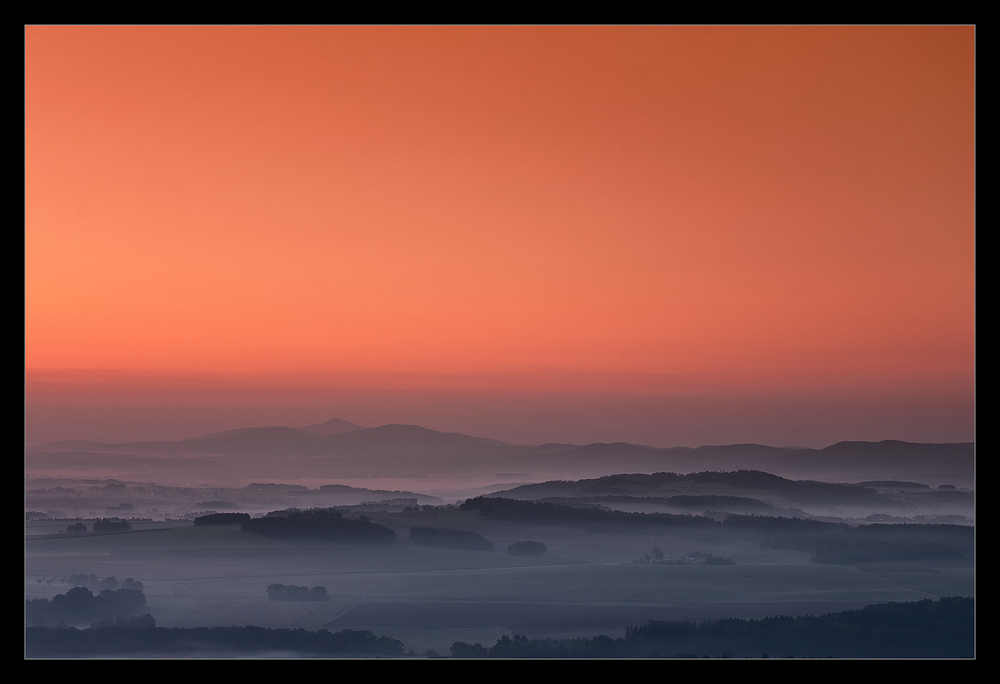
25 419 974 658
25 24 975 661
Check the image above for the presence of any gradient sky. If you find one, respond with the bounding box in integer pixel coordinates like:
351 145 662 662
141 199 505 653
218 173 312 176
25 27 975 446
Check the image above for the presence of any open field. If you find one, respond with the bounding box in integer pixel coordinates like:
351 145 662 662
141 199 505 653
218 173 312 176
26 508 973 655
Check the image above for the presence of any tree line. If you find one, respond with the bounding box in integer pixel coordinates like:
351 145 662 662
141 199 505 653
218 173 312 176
26 587 147 627
266 584 329 601
242 509 396 543
462 497 972 562
26 625 405 658
450 597 974 658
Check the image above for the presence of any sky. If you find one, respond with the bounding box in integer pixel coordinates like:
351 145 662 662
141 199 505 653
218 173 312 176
25 26 974 447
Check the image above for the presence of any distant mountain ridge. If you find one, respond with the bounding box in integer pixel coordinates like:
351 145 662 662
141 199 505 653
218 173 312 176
28 419 974 485
35 422 512 458
294 417 368 438
184 418 367 442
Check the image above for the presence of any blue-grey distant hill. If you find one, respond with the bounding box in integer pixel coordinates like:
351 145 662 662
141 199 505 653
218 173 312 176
28 419 974 484
489 470 882 506
294 417 368 438
183 417 367 441
35 423 510 458
521 440 974 485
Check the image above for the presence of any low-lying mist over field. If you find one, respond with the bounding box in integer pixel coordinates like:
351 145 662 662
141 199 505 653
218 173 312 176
25 418 974 658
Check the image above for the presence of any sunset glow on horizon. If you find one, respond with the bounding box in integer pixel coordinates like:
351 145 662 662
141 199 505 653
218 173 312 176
25 27 974 446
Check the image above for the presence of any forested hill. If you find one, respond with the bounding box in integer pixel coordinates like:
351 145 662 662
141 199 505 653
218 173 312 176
489 470 882 504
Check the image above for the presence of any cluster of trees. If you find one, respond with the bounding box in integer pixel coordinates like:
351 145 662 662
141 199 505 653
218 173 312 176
634 549 733 565
506 541 547 556
26 586 147 627
25 626 405 658
66 575 144 593
66 522 87 533
702 555 736 565
194 513 251 526
409 526 494 551
635 547 665 564
450 597 973 658
89 614 157 629
683 551 736 565
751 520 974 563
92 519 131 533
266 584 329 601
242 509 396 544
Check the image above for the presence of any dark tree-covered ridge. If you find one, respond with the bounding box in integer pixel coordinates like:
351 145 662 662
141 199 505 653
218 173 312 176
452 597 973 658
92 518 131 533
461 496 722 533
494 470 881 505
194 512 251 526
25 597 973 658
25 625 405 658
539 494 773 512
507 540 547 556
242 509 396 543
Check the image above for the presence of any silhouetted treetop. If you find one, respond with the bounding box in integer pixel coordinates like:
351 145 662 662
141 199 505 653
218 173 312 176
242 509 396 543
507 540 547 556
194 512 251 526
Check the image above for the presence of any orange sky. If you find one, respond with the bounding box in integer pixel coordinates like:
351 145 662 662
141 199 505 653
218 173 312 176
25 27 974 442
